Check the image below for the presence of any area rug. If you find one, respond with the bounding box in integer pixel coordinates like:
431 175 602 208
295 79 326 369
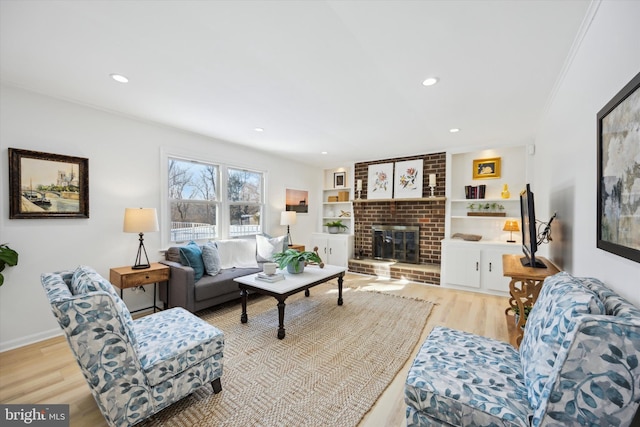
141 279 433 427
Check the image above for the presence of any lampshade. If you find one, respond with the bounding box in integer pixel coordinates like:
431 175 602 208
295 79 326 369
280 211 297 226
123 208 159 233
503 220 520 232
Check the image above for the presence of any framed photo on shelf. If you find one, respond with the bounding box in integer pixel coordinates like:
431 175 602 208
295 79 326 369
8 148 89 219
333 172 346 188
597 71 640 263
472 157 501 179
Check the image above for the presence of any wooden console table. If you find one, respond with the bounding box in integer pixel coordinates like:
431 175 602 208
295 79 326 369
502 254 559 346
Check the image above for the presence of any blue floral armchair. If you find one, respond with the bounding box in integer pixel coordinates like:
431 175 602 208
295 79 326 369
41 266 224 427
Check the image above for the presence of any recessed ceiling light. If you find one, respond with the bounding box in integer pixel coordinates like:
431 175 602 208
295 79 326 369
254 127 264 132
449 128 460 133
422 77 439 86
321 151 328 155
110 73 129 83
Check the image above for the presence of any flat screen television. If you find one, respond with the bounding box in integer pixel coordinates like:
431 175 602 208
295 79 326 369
520 184 546 268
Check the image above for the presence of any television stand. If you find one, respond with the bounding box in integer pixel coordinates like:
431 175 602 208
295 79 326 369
520 257 547 268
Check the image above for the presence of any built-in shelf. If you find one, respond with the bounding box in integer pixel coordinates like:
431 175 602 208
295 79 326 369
353 197 446 203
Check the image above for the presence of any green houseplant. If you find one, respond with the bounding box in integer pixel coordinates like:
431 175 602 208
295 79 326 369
0 244 19 286
273 248 324 274
324 219 348 234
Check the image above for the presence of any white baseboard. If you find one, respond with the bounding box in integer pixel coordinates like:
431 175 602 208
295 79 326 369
0 328 63 353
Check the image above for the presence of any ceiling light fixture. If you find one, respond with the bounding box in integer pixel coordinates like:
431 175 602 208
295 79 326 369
422 77 439 86
254 127 264 132
110 73 129 83
449 128 460 133
321 151 328 155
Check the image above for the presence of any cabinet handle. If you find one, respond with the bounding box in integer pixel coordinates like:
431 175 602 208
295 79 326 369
476 262 479 271
330 248 332 255
489 262 492 272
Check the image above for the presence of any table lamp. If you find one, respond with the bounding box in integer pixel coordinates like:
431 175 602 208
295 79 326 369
280 211 297 246
503 220 520 243
123 207 159 269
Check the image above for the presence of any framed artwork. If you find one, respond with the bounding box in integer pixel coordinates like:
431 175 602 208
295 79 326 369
394 159 423 199
472 157 501 179
597 71 640 263
333 172 346 188
367 163 393 200
8 148 89 219
285 188 309 214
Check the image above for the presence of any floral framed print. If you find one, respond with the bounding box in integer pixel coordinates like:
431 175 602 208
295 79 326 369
597 71 640 263
367 163 393 200
394 159 423 199
472 157 501 179
8 148 89 219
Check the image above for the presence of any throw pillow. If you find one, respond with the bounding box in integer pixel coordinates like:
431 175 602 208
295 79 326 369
256 234 286 262
202 242 221 276
179 241 205 281
216 239 259 269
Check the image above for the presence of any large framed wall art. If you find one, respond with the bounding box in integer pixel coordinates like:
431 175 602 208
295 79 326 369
8 148 90 219
597 71 640 263
367 163 393 200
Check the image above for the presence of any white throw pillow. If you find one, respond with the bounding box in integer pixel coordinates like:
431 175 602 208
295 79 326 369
202 242 221 275
256 234 286 262
216 239 259 269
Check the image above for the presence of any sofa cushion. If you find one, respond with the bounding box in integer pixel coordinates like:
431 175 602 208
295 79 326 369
256 234 286 262
70 265 138 347
405 326 531 427
179 241 205 281
216 239 259 269
519 272 605 411
133 307 224 387
202 242 221 276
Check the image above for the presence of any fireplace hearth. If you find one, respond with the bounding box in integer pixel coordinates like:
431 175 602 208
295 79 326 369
372 225 419 263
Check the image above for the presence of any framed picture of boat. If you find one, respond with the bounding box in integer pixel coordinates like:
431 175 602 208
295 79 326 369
8 148 89 219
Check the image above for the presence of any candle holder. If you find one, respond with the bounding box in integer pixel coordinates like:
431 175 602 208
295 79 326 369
356 190 362 200
429 185 435 198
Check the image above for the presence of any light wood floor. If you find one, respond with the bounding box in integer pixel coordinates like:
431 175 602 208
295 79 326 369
0 273 511 427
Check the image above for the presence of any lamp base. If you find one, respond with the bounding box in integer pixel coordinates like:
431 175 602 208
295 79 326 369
506 239 516 243
131 264 151 270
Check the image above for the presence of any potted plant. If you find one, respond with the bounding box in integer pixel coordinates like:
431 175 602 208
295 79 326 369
324 219 348 234
273 248 324 274
0 244 19 287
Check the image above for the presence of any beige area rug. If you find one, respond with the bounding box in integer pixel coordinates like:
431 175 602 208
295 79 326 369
141 279 433 427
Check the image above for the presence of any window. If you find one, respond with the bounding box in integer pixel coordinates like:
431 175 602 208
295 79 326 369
167 157 264 243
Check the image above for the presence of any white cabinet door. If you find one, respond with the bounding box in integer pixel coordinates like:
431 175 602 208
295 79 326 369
443 245 481 289
311 233 353 267
482 246 520 292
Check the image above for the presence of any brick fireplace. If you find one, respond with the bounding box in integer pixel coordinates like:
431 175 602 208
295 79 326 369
348 152 446 284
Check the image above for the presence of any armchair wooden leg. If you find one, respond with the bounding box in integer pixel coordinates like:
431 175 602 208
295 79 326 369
211 377 222 394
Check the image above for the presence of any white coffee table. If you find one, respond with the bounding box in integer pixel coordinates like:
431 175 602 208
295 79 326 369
233 264 346 339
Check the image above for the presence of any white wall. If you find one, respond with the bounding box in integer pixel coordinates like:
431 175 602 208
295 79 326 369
534 1 640 305
0 85 321 351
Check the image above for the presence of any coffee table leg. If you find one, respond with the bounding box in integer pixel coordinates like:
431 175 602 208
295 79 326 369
304 289 310 297
337 273 344 306
277 299 286 339
240 288 248 323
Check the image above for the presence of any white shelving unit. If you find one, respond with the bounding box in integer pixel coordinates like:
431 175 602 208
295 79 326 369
320 168 354 235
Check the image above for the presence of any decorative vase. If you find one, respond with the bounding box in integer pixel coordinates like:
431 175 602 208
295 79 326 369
501 184 510 199
287 260 305 274
328 226 340 234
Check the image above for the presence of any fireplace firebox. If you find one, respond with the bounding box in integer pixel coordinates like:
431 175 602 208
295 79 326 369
372 225 419 263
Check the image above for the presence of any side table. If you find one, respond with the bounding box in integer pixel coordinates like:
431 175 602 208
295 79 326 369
288 244 305 251
110 263 170 314
502 254 559 346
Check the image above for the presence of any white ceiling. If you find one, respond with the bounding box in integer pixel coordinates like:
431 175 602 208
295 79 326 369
0 0 591 168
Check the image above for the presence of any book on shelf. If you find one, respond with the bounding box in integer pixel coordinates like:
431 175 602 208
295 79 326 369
255 273 285 283
464 184 486 199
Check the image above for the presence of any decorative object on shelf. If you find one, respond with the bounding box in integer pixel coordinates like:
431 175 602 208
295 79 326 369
0 243 19 287
428 173 436 198
338 210 351 217
123 207 159 270
597 71 640 264
503 220 520 243
273 248 324 274
452 233 482 241
333 171 346 188
285 188 308 213
466 202 505 216
367 163 393 200
324 219 348 234
280 211 297 246
472 157 501 180
338 191 349 201
501 184 511 199
394 159 423 199
327 196 339 202
465 184 486 199
8 148 90 219
356 179 362 200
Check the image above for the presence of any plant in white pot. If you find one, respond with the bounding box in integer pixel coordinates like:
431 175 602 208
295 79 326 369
273 248 324 274
324 220 348 234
